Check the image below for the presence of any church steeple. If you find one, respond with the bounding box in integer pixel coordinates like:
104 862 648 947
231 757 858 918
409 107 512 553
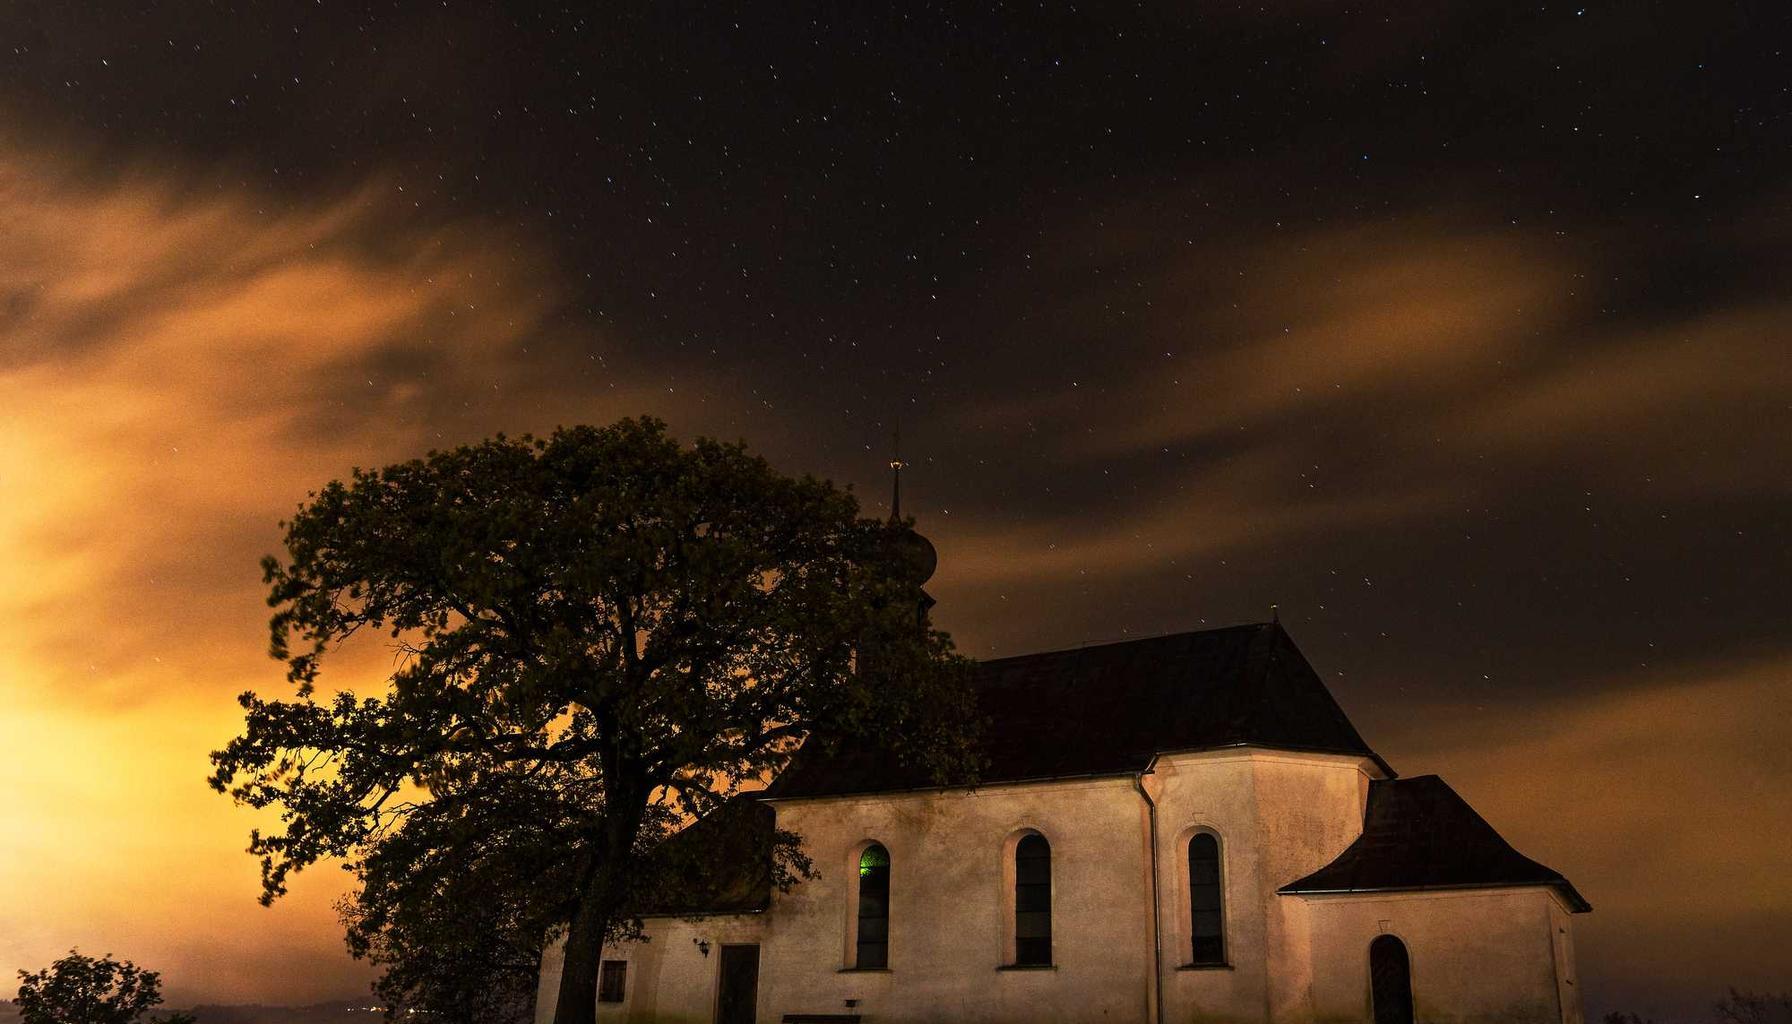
881 420 936 622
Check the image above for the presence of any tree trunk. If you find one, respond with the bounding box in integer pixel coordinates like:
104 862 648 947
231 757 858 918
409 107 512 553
549 870 609 1024
550 801 646 1024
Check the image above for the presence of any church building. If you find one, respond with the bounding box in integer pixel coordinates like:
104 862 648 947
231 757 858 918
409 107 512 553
536 509 1589 1024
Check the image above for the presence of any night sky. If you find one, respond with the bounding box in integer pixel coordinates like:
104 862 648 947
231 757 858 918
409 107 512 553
2 3 1787 1018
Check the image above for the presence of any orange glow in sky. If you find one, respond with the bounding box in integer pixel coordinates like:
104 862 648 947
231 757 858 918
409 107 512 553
2 140 1788 1012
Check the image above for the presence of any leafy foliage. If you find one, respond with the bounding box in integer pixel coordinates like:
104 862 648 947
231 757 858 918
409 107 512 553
337 770 599 1023
13 951 195 1024
1715 990 1792 1024
1602 991 1792 1024
209 418 977 1024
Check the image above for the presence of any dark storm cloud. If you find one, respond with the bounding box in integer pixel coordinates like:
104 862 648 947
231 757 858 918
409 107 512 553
1 2 1787 1017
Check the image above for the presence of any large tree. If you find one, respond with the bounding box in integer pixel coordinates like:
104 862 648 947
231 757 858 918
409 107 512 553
210 417 977 1024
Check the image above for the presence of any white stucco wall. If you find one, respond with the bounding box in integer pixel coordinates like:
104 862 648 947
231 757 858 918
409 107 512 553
1547 896 1585 1024
534 748 1583 1024
536 936 564 1024
758 775 1156 1024
1147 750 1376 1024
1298 888 1580 1024
536 912 768 1024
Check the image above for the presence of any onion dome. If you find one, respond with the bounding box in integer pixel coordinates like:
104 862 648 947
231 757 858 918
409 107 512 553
885 519 938 586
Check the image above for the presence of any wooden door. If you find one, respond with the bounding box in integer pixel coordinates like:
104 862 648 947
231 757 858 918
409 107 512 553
1370 934 1414 1024
715 944 760 1024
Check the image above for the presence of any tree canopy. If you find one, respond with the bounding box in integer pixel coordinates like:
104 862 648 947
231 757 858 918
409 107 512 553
13 951 194 1024
210 417 978 1024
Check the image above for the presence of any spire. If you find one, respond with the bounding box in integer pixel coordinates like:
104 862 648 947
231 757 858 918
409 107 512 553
889 419 905 522
877 416 936 616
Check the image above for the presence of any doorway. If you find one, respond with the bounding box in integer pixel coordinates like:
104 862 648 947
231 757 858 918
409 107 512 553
716 944 761 1024
1370 934 1414 1024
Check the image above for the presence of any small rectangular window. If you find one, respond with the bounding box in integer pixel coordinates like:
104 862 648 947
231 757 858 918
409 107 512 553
598 960 627 1003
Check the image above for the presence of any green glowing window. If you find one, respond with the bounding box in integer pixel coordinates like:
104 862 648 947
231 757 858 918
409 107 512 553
858 844 890 876
855 843 890 969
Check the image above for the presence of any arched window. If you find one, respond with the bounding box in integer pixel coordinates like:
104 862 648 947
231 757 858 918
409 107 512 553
1013 833 1053 966
856 844 890 969
1370 935 1414 1024
1187 833 1225 965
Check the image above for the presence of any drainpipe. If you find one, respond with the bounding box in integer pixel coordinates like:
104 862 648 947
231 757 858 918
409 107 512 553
1133 760 1165 1024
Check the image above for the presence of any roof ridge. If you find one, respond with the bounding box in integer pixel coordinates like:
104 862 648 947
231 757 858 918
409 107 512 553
978 620 1275 666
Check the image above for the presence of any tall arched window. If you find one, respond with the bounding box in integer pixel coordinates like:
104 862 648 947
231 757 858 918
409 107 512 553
856 844 890 969
1187 833 1225 965
1013 833 1053 966
1370 935 1414 1024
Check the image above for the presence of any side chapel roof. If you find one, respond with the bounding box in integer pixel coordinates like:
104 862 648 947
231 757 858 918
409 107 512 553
636 797 777 917
1278 774 1591 912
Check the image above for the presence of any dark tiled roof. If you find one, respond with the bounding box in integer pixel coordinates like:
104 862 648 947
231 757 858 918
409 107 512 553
1279 775 1591 912
765 621 1391 800
637 798 775 916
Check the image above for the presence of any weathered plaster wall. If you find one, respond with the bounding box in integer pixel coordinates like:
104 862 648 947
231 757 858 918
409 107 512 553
1300 888 1575 1024
759 775 1156 1023
534 749 1582 1024
1148 750 1375 1024
1547 896 1585 1024
536 938 564 1024
535 913 767 1024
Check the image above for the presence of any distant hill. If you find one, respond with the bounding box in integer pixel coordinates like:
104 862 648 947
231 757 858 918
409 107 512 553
183 1003 382 1024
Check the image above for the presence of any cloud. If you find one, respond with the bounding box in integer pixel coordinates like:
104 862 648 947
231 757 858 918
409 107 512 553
2 138 1786 1012
918 196 1792 1016
955 208 1790 508
1133 222 1565 439
0 145 738 1003
1452 303 1792 493
0 145 744 696
1375 652 1792 1017
935 441 1448 590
